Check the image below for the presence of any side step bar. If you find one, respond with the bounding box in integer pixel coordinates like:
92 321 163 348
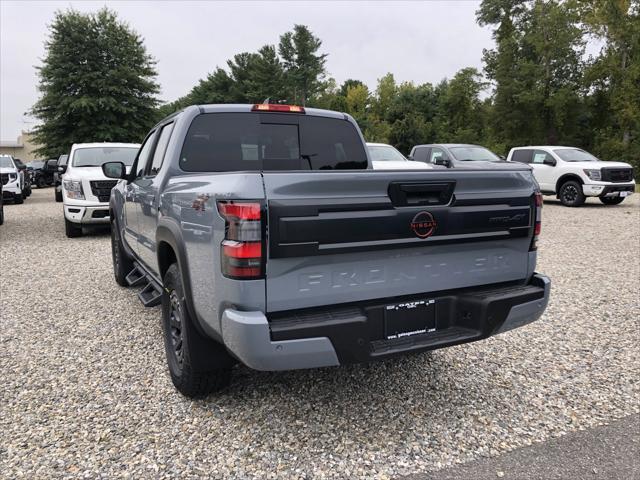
126 262 163 307
139 282 162 307
125 265 147 287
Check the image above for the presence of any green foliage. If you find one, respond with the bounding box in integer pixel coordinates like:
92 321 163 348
278 25 328 105
579 0 640 173
31 8 159 157
32 9 633 170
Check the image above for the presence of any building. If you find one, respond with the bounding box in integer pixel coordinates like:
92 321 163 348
0 131 42 162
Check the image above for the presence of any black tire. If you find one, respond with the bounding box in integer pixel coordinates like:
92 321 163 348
111 217 133 286
13 193 23 205
36 177 46 188
599 196 625 205
55 189 63 202
162 264 234 397
0 205 4 225
558 180 585 207
64 217 82 238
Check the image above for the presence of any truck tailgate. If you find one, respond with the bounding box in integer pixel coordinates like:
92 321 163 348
263 170 536 312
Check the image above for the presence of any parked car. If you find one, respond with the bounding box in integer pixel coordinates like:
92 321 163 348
409 144 505 168
13 158 32 198
367 142 432 170
0 154 25 204
507 146 635 207
61 143 139 237
52 154 69 202
103 103 550 398
27 160 55 188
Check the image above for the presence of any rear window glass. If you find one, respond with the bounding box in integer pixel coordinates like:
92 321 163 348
179 113 368 172
511 149 532 163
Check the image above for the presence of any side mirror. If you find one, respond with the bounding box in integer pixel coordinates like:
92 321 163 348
45 159 58 172
543 157 557 166
407 155 414 161
102 161 126 179
434 157 452 167
58 165 67 174
499 155 506 161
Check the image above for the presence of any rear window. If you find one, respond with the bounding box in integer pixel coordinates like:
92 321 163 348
179 113 368 172
511 149 533 163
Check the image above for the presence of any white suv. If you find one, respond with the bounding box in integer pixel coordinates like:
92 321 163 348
507 146 635 207
0 154 25 204
62 142 139 237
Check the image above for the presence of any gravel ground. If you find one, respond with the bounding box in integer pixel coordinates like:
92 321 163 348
1 189 639 479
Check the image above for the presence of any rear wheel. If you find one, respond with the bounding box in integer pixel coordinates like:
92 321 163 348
162 264 234 397
13 193 23 205
0 203 4 225
559 180 585 207
36 177 46 188
55 188 62 202
64 218 82 238
111 217 133 286
599 196 625 205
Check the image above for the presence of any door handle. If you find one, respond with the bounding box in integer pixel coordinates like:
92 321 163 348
388 181 456 207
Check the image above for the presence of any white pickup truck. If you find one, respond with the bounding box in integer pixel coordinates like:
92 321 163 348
61 142 139 237
0 154 26 204
507 146 635 207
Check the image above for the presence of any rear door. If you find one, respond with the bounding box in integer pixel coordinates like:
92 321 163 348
530 149 557 191
137 122 175 272
263 169 536 312
123 131 157 254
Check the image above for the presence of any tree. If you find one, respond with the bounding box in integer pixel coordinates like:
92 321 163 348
31 8 159 157
278 25 328 105
372 73 398 119
436 68 487 143
477 0 528 147
579 0 640 171
478 0 586 148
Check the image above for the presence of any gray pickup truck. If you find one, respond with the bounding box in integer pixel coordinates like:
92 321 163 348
103 104 550 397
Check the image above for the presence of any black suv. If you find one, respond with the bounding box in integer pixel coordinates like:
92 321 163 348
28 160 55 188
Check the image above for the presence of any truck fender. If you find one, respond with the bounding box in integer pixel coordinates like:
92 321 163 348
555 174 583 196
156 218 218 340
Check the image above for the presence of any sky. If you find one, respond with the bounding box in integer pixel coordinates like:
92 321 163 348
0 0 494 141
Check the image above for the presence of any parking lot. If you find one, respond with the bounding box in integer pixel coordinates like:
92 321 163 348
1 188 638 479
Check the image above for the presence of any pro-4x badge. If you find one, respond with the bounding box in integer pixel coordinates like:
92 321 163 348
410 211 437 238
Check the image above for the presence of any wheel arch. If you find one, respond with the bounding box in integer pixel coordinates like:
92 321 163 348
156 218 219 341
555 174 583 195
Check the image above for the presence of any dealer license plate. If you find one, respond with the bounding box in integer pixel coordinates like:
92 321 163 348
384 299 436 340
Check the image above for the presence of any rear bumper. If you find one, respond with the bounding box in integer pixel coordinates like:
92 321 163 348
221 273 551 371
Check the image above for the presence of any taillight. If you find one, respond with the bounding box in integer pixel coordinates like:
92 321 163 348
217 201 264 279
530 192 543 251
251 104 305 113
